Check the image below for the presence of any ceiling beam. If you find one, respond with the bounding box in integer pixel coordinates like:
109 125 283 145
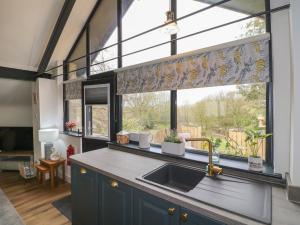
0 66 50 81
37 0 76 75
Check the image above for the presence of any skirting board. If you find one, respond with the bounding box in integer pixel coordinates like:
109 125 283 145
286 173 300 204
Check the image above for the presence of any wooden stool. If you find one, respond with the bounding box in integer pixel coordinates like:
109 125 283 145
35 164 49 184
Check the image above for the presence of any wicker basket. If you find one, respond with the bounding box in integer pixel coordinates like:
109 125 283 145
117 131 129 144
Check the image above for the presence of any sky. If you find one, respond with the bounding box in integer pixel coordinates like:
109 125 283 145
94 0 263 105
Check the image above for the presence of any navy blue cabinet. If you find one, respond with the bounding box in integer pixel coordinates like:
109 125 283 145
71 163 226 225
98 175 132 225
179 208 226 225
71 164 98 225
133 189 179 225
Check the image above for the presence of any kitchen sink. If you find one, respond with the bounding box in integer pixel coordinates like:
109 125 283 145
142 163 206 192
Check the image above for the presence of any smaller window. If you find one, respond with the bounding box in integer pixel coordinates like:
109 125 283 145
84 84 110 140
67 99 82 133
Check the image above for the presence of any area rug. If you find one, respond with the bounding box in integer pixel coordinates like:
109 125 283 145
0 188 24 225
52 195 72 221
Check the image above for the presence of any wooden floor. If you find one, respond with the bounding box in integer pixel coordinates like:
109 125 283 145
0 171 71 225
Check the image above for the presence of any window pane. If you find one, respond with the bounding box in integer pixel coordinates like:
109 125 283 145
177 83 267 159
122 0 170 67
68 31 87 80
90 0 118 74
122 91 170 145
177 0 266 54
68 99 82 132
88 105 109 138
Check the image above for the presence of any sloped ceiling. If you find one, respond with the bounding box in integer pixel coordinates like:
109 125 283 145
49 0 97 70
0 0 64 71
0 0 97 73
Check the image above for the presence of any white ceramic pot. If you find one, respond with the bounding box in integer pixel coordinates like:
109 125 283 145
139 132 152 149
162 142 185 156
248 156 263 172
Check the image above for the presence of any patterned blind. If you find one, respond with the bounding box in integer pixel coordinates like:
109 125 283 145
116 34 270 95
64 79 83 100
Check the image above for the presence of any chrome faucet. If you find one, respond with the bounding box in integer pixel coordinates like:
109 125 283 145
185 137 223 177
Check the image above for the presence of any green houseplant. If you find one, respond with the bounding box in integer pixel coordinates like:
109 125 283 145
162 130 185 156
245 129 272 172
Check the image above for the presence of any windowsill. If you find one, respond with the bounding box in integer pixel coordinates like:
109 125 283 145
60 131 82 137
109 142 285 185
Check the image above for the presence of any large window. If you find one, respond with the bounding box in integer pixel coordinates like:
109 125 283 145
122 0 170 67
68 31 87 80
90 0 118 74
122 91 170 145
177 84 267 159
64 0 271 161
177 0 266 53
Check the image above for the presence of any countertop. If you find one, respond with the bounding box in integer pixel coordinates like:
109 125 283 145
71 148 300 225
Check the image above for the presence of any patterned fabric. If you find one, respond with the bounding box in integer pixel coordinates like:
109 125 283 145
65 80 82 100
117 36 270 95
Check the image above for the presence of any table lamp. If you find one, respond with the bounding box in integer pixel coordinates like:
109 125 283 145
38 129 59 160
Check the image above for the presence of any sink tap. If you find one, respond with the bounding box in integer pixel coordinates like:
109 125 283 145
185 138 223 177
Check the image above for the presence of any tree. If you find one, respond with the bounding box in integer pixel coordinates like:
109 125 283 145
240 18 266 38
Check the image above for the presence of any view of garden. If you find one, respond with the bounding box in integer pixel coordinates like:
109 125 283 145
123 83 267 159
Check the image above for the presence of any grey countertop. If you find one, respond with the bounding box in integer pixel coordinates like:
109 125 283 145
71 148 300 225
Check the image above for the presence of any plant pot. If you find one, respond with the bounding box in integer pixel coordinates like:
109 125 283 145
248 156 263 172
162 142 185 156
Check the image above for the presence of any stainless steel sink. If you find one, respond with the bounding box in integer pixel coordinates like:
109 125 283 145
142 163 206 192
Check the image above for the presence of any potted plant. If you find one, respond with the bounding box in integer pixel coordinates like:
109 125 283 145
245 129 272 172
65 120 76 132
162 130 185 156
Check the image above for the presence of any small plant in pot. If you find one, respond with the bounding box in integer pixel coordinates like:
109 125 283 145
245 129 272 172
162 130 185 156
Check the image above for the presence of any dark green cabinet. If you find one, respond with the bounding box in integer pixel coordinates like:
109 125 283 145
133 189 179 225
71 164 98 225
98 175 132 225
71 163 226 225
179 208 226 225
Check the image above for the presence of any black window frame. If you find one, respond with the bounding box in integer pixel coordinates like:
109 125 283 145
63 0 274 167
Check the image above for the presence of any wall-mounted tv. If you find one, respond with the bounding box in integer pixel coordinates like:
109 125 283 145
0 127 33 152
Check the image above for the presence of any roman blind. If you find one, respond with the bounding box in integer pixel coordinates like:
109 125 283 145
85 85 109 105
64 79 83 100
116 33 270 95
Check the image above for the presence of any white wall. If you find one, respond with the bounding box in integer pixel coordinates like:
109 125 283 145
271 0 291 175
33 72 82 182
0 78 33 127
289 0 300 186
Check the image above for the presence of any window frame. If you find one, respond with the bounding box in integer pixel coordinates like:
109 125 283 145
63 0 273 166
83 83 111 140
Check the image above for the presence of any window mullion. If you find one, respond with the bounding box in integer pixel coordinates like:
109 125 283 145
170 0 177 130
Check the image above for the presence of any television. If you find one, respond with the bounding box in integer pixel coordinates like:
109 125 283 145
0 127 33 152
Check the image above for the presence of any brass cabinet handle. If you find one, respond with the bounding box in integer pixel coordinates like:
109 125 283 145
168 207 176 216
180 213 188 222
80 168 87 174
111 180 118 188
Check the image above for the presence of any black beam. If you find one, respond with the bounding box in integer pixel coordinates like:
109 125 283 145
0 66 50 81
37 0 76 74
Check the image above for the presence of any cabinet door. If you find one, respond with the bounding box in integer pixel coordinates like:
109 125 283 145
71 164 98 225
179 208 226 225
99 175 132 225
134 189 179 225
